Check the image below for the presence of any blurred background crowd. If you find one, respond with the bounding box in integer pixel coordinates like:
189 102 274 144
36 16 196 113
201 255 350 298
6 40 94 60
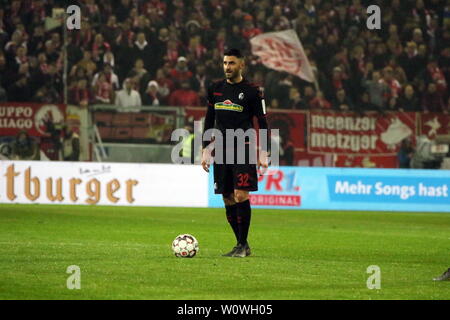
0 0 449 113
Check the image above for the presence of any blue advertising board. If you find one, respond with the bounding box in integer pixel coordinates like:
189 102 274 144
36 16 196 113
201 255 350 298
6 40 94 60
208 166 450 212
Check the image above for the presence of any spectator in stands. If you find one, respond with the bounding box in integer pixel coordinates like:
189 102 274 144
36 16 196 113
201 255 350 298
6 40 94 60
363 70 389 109
114 21 135 80
286 87 306 109
187 35 207 60
115 78 142 110
272 74 293 107
134 14 154 37
386 96 402 112
267 5 290 30
0 143 12 160
422 82 445 112
43 39 59 64
4 30 24 58
325 66 350 100
228 24 248 50
11 130 40 161
412 28 425 46
190 64 209 92
133 32 154 71
269 98 280 110
359 92 381 112
77 50 97 79
242 15 262 40
372 42 389 71
84 0 102 24
7 75 32 102
333 88 354 111
400 42 421 81
11 46 28 73
398 85 420 112
32 84 57 104
37 52 49 76
310 91 332 110
69 78 93 108
103 51 115 69
397 138 414 168
164 39 181 66
42 63 63 102
92 33 110 68
168 80 200 107
128 58 149 91
62 125 80 161
93 72 114 104
185 19 203 41
115 0 133 22
92 63 120 91
380 66 402 99
143 80 164 106
155 68 173 100
392 62 408 87
170 56 193 82
102 15 120 45
303 86 316 108
425 58 448 96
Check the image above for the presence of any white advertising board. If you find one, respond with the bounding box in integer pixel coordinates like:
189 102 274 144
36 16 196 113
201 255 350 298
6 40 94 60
0 161 208 207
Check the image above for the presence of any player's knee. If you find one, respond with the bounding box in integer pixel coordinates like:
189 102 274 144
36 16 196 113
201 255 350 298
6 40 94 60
222 193 235 206
234 190 249 203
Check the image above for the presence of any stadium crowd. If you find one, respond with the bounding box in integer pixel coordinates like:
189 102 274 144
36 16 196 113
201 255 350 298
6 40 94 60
0 0 449 113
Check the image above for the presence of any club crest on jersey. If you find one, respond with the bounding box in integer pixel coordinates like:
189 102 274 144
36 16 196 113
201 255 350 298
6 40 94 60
214 100 244 112
238 92 244 100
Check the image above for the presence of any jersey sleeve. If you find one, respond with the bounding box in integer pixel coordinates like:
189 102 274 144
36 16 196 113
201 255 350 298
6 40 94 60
251 86 270 152
202 83 216 149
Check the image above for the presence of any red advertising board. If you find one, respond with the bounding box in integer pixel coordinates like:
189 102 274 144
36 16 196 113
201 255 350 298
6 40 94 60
419 113 450 139
265 110 307 166
0 103 66 137
308 111 417 156
184 108 446 168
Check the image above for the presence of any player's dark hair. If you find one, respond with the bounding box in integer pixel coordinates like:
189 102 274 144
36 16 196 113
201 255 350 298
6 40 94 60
224 48 243 59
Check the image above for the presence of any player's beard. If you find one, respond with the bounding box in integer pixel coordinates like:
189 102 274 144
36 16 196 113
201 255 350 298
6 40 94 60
225 69 241 82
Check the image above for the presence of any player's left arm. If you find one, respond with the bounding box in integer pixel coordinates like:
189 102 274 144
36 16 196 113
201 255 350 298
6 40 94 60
251 86 270 171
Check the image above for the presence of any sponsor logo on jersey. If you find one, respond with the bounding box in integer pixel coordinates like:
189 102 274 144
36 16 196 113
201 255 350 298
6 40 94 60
214 100 244 112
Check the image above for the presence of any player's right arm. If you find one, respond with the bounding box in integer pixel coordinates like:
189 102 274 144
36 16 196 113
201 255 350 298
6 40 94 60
201 84 215 172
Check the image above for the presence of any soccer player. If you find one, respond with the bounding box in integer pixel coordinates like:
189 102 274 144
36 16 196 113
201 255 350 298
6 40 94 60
201 48 269 258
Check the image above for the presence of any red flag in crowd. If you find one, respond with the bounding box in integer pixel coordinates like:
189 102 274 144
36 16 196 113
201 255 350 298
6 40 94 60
250 29 315 83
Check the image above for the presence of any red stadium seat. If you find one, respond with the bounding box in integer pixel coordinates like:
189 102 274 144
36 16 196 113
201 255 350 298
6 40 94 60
131 113 152 126
112 127 132 140
112 113 131 126
98 127 113 140
94 112 113 127
131 127 150 139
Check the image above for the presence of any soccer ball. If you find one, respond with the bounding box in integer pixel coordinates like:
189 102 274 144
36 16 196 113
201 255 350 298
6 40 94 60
172 234 199 258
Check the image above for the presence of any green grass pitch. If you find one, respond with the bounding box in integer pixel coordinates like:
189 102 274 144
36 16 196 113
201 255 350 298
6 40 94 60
0 204 448 300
